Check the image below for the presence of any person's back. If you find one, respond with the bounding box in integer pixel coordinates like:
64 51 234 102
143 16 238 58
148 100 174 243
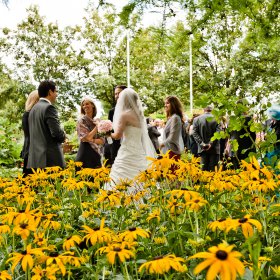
107 88 156 191
147 119 160 152
192 106 220 171
27 80 65 169
193 113 220 153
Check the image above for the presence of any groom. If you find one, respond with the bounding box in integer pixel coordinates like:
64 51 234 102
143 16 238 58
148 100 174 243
105 85 127 166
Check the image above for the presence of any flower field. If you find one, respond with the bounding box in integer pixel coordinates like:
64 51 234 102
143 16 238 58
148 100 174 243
0 155 279 279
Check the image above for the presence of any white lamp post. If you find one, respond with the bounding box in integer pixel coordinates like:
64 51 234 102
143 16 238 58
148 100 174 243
189 33 193 115
126 28 130 87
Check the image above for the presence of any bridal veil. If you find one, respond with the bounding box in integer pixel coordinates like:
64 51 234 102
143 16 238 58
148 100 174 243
113 88 156 160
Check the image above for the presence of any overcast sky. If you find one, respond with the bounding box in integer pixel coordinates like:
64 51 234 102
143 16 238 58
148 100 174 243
0 0 167 29
0 0 183 116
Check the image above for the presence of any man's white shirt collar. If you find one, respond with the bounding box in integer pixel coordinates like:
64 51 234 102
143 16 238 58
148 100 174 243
40 97 52 105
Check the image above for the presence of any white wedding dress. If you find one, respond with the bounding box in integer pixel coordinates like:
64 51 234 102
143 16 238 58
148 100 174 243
109 126 149 193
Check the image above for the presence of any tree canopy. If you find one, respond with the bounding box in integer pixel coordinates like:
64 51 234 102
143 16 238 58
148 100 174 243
0 0 279 120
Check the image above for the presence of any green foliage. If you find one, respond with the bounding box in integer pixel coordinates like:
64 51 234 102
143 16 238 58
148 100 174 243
0 0 279 159
63 118 77 135
1 5 91 119
0 115 22 166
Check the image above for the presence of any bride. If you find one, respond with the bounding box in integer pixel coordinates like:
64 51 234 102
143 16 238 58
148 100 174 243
107 88 156 193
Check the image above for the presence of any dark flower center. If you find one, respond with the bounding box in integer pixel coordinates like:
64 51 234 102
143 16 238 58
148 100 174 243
129 227 136 231
216 250 228 260
49 252 59 257
0 223 4 226
180 188 188 190
153 255 163 260
38 238 44 242
19 210 25 213
113 247 122 252
18 192 24 195
194 199 200 203
239 218 248 223
218 218 226 222
20 223 28 229
93 227 100 231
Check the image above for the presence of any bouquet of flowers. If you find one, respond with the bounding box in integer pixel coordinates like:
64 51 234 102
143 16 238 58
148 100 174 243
97 120 113 144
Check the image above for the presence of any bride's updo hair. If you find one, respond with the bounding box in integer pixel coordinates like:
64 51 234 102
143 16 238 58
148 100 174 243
120 88 145 120
123 89 138 109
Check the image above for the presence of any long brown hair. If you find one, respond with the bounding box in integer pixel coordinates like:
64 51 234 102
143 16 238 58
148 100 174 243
165 96 184 122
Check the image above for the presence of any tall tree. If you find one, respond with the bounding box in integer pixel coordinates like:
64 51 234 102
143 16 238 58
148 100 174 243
1 5 91 119
80 3 127 110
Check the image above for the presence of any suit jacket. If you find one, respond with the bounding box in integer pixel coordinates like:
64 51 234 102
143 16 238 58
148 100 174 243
148 125 161 150
108 107 121 162
192 112 220 154
27 99 66 168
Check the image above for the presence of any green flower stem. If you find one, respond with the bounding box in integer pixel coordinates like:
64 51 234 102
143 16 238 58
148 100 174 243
124 261 131 280
194 211 199 240
25 265 30 280
174 211 184 255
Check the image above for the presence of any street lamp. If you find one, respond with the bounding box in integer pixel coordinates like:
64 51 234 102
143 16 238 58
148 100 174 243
189 32 194 115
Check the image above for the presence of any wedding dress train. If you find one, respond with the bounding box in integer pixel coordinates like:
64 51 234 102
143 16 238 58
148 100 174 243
108 126 149 193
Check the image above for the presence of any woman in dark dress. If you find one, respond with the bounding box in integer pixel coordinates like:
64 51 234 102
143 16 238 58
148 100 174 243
21 90 39 177
76 97 104 168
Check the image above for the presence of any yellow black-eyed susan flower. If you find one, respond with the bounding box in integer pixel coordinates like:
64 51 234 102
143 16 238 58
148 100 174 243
31 265 59 280
208 218 235 232
34 231 48 247
119 227 150 242
185 196 208 211
81 218 113 246
0 270 12 280
13 219 38 240
146 208 161 223
229 214 262 238
7 244 44 272
244 256 271 270
95 190 121 207
45 251 68 276
139 254 186 274
96 242 135 264
0 223 10 234
189 242 244 280
63 235 82 251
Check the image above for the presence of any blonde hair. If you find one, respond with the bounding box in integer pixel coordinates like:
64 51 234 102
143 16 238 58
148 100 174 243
25 90 39 111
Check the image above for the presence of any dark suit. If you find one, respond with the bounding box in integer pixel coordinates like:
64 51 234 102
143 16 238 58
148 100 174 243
148 125 161 152
27 99 66 169
193 112 220 171
106 107 121 165
21 111 33 176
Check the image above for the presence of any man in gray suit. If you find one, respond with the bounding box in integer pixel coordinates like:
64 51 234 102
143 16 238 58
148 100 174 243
192 105 220 171
27 80 66 169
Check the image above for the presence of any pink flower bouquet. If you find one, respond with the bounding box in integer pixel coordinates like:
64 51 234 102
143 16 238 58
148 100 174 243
97 120 113 144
